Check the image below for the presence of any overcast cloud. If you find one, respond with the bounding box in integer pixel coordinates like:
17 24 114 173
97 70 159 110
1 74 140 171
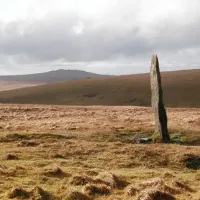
0 0 200 75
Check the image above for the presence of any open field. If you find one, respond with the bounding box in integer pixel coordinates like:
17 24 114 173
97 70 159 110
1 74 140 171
0 69 199 107
0 104 200 199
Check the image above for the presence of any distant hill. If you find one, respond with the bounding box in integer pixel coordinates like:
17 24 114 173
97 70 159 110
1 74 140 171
0 69 108 83
0 69 199 107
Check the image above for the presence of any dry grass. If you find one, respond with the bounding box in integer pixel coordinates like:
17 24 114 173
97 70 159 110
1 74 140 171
70 176 93 186
0 104 199 135
64 191 92 200
95 172 129 189
137 189 176 200
125 185 139 196
31 186 51 200
7 187 30 199
7 186 52 200
4 154 18 160
0 104 199 199
41 166 67 178
172 180 194 192
83 184 111 196
0 81 43 92
139 178 164 189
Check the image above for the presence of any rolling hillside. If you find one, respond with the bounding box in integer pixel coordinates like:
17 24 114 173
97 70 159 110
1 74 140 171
0 69 199 107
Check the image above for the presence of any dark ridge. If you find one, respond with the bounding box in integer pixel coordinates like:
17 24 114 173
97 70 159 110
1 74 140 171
0 69 109 82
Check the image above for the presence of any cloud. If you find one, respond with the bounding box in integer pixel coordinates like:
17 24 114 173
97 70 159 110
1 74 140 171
0 0 200 74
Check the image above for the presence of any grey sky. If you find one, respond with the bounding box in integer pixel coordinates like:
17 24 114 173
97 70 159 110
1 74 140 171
0 0 200 75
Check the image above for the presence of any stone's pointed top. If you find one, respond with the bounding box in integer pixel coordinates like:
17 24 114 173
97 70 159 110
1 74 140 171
152 54 158 59
151 54 159 66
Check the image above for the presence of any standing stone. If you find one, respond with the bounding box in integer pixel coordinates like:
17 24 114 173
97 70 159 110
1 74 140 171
150 55 170 142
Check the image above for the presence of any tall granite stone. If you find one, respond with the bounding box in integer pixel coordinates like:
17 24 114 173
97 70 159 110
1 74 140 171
150 55 170 142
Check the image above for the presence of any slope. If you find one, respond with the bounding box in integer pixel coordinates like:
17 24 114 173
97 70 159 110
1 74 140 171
0 81 45 92
0 69 199 107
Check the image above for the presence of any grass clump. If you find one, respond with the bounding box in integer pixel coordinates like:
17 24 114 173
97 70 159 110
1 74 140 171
50 153 65 159
138 177 181 196
172 180 194 192
8 186 53 200
137 189 176 200
17 140 38 147
125 185 139 196
70 175 93 186
31 186 51 200
42 166 66 178
64 191 91 200
85 170 99 177
151 133 162 143
5 133 29 141
184 154 200 169
83 184 111 196
139 178 164 189
95 172 129 189
4 154 18 160
8 187 30 199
